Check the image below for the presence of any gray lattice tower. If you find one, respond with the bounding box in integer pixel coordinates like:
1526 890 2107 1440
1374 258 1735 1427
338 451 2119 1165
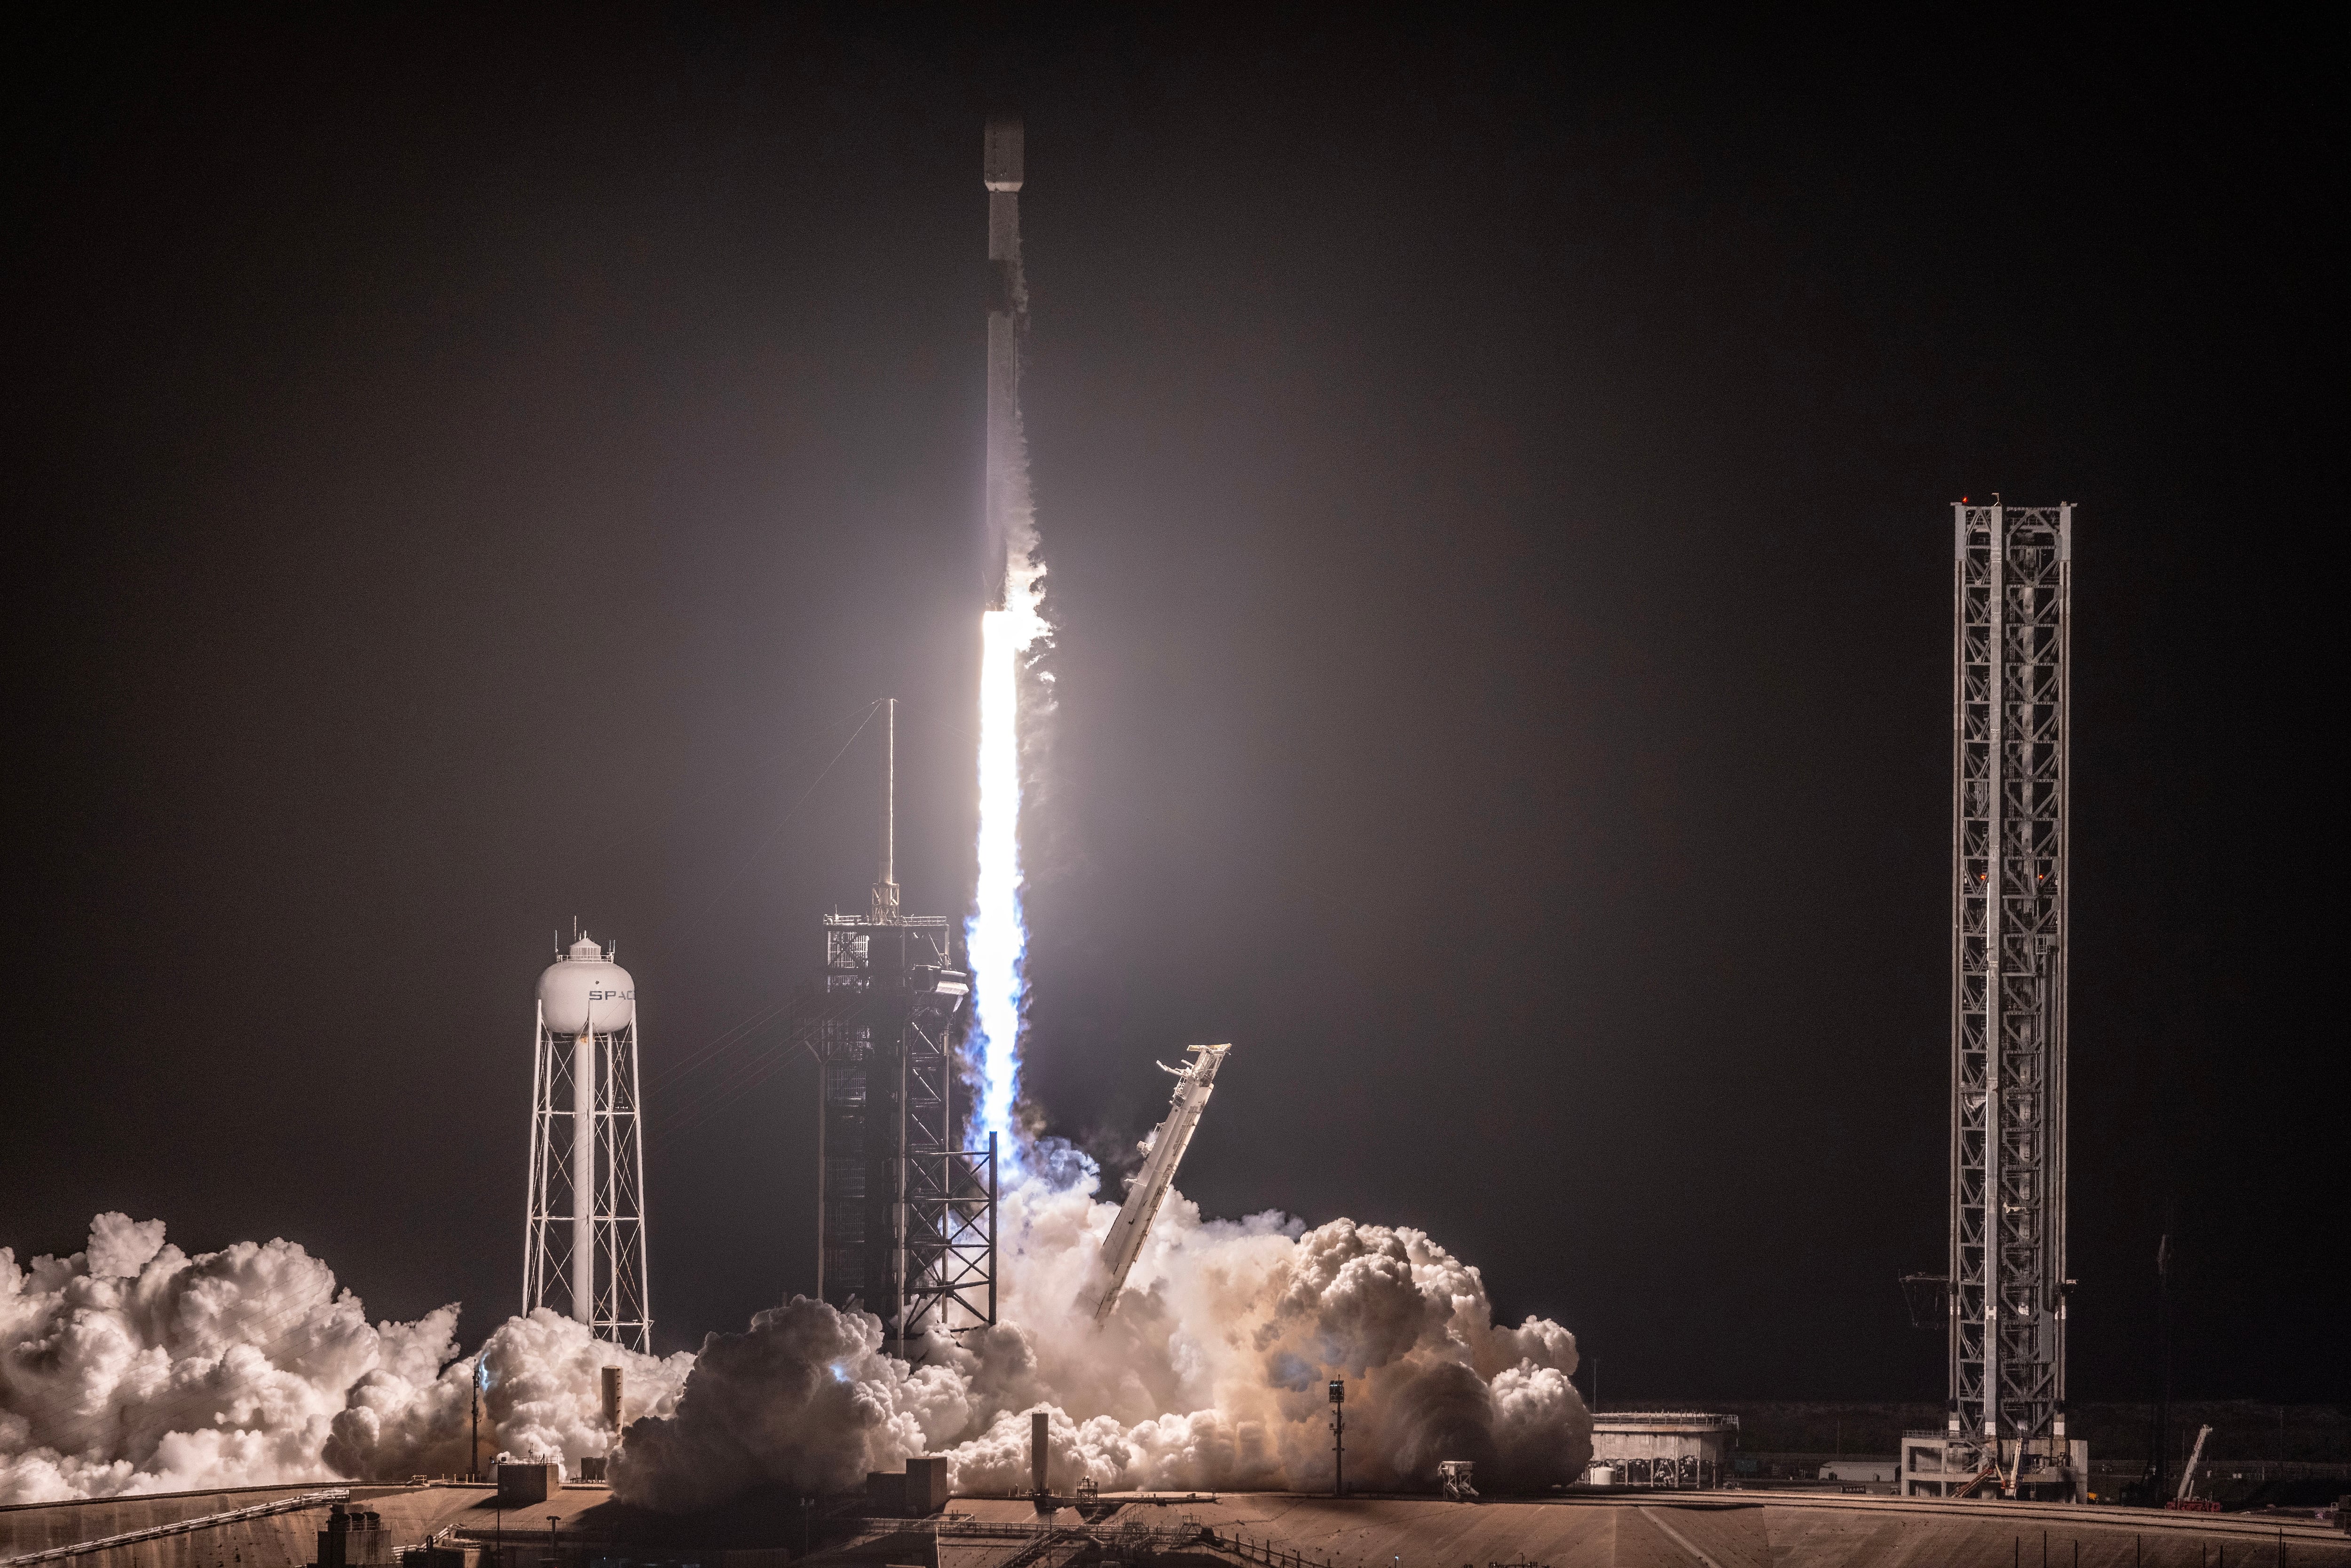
798 915 996 1351
1950 501 2071 1484
794 700 995 1355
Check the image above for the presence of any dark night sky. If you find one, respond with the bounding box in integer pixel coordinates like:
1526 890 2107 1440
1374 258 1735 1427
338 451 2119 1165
5 10 2340 1404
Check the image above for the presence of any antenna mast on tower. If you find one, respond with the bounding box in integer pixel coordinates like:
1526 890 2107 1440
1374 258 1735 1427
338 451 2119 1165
874 698 899 923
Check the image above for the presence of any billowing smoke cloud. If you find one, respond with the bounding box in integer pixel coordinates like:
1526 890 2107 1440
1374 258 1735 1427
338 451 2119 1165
1 1215 376 1502
0 1216 687 1504
607 1157 1591 1507
608 1299 971 1511
327 1306 691 1481
8 1173 1587 1507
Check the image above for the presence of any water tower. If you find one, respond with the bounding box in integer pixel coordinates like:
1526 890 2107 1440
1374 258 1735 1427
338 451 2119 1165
523 932 652 1351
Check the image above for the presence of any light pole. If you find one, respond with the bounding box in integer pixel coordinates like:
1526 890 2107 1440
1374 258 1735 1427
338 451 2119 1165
471 1360 488 1482
2155 1232 2173 1505
1329 1380 1345 1498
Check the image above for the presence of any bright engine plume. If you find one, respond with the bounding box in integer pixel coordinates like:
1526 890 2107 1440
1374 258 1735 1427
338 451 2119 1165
968 111 1045 1157
970 591 1046 1154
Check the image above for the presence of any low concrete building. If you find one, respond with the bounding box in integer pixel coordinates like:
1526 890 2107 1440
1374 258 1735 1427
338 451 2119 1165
1817 1458 1898 1492
310 1504 392 1568
1900 1431 2089 1501
1584 1411 1741 1489
864 1455 951 1517
497 1464 561 1505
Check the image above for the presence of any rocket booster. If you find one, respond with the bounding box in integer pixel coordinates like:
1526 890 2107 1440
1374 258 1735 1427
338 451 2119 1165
983 113 1024 612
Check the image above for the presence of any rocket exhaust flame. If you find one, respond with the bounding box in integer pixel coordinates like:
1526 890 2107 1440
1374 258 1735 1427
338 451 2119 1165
969 112 1045 1158
970 599 1044 1157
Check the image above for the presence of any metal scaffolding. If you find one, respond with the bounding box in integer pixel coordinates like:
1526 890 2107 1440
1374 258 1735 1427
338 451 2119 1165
793 699 995 1355
797 914 996 1354
1948 500 2073 1495
524 1002 652 1353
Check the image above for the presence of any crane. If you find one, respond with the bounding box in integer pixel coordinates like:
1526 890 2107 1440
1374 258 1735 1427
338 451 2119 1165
2167 1424 2217 1510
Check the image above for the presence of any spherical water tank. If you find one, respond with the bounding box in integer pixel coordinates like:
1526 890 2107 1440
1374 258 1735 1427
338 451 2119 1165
539 935 635 1036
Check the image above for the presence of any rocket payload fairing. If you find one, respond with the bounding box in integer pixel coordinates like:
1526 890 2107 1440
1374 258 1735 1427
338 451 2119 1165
983 114 1025 612
1090 1043 1232 1321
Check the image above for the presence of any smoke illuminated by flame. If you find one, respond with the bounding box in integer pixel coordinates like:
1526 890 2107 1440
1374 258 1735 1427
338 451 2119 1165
969 579 1047 1159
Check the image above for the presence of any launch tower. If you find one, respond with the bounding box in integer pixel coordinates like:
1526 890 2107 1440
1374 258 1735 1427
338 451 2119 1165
793 700 996 1354
1950 501 2074 1493
1905 502 2078 1499
524 933 652 1351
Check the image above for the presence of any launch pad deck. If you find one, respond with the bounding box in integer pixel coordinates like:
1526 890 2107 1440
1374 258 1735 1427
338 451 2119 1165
9 1485 2346 1568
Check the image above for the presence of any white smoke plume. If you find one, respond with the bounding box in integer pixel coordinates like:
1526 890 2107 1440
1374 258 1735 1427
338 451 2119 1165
607 1158 1591 1507
7 1180 1586 1509
327 1306 690 1481
0 1215 687 1504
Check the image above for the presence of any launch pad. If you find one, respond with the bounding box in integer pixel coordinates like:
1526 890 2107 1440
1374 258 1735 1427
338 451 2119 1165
8 1482 2343 1568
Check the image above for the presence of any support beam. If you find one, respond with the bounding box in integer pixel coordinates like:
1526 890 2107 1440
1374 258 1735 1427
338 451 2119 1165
1949 501 2072 1497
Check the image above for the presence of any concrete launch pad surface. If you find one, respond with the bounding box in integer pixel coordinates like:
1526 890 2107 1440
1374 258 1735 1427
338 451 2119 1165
8 1487 2347 1568
932 1494 2350 1568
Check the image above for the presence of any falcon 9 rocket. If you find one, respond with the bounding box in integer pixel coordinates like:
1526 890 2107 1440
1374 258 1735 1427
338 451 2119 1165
983 113 1025 611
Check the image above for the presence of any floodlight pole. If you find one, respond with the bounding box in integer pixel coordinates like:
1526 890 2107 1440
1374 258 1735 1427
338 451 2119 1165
1330 1379 1346 1497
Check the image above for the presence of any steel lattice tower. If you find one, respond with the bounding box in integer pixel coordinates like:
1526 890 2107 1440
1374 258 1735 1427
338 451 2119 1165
1949 501 2072 1491
793 699 996 1355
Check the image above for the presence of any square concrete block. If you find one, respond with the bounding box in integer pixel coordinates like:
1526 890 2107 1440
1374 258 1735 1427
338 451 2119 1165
497 1463 560 1505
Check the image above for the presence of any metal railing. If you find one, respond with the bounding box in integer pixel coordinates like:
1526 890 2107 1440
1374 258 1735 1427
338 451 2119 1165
0 1489 351 1567
1203 1531 1340 1568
